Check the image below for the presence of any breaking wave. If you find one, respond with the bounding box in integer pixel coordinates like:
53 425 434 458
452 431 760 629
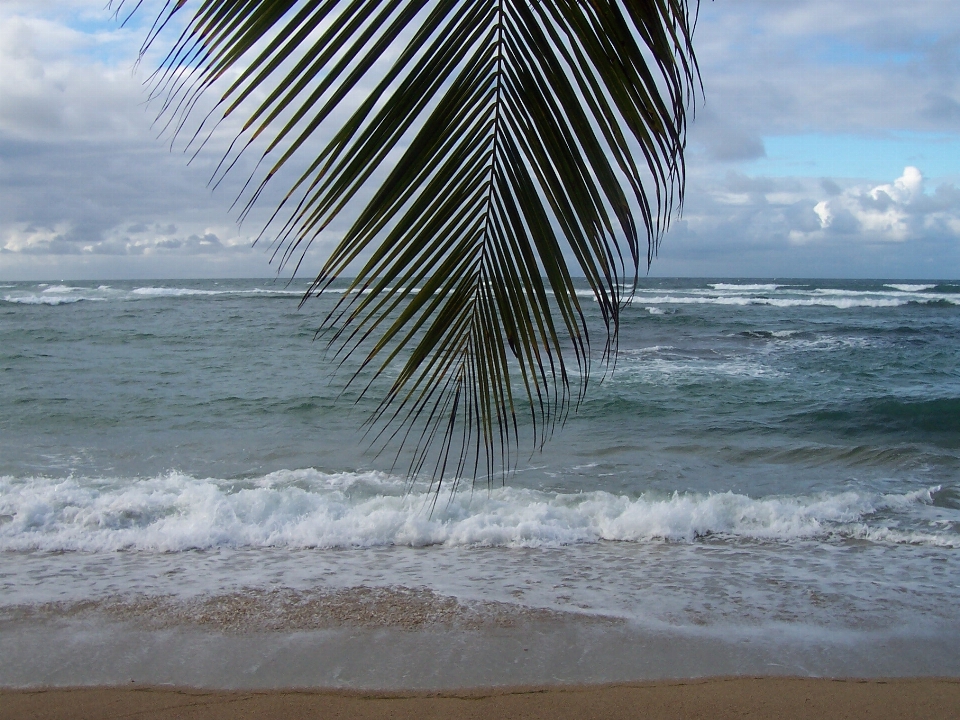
885 284 937 292
1 470 955 552
2 295 86 306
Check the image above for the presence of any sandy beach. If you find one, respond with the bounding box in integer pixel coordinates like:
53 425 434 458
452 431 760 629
4 678 959 719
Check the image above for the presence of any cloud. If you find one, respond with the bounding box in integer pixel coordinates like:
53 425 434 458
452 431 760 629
653 167 960 277
0 5 303 278
0 2 387 280
693 0 960 139
2 1 959 280
688 111 766 163
806 167 960 243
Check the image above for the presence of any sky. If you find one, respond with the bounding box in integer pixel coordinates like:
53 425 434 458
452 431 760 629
1 0 958 280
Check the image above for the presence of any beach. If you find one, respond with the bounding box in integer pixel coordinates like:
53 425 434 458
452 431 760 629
2 278 958 706
5 589 958 718
5 679 960 720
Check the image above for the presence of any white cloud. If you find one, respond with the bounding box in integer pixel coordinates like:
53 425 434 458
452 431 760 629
0 13 145 142
806 167 959 242
1 223 72 254
652 167 960 277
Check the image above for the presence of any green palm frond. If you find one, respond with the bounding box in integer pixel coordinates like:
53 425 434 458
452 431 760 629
118 0 699 492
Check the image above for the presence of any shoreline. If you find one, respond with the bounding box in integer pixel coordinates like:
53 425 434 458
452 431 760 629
4 678 959 719
5 614 959 689
4 584 960 688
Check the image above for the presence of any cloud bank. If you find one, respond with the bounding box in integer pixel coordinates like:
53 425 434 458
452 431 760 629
1 0 958 279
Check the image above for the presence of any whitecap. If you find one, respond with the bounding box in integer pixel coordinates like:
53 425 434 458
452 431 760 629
634 294 930 309
41 285 81 293
2 295 84 306
622 345 677 355
709 283 780 291
3 472 951 552
131 286 308 298
885 284 936 292
132 287 227 297
779 335 873 352
619 358 784 383
245 289 303 296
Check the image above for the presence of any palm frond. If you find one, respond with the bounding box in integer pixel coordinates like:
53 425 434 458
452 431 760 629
120 0 699 492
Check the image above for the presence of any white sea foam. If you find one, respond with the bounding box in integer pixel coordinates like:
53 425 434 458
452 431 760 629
709 283 780 291
629 294 958 309
130 287 304 298
625 345 677 354
618 358 783 382
247 288 304 296
2 295 84 306
132 287 228 297
41 285 81 293
1 471 954 552
539 288 960 308
779 335 873 352
885 284 937 292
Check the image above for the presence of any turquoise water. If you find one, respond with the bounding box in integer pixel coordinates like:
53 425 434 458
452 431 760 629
2 278 959 659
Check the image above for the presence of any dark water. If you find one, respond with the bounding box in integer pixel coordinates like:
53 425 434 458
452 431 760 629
2 278 959 651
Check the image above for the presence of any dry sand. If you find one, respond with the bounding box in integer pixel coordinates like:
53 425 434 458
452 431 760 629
3 678 958 720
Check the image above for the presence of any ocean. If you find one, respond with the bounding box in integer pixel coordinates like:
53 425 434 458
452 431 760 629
2 277 959 686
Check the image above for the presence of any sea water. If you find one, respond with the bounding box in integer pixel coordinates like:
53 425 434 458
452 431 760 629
2 278 959 684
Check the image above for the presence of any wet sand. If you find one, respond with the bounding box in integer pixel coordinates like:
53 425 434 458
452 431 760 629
5 586 960 689
5 590 959 717
3 678 959 719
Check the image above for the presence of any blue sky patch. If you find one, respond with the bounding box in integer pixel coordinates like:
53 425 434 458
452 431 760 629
744 132 960 183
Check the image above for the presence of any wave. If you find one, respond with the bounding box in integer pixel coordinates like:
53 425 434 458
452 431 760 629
1 471 955 552
132 287 229 297
2 295 85 306
627 294 958 309
736 330 803 339
782 336 873 352
709 283 781 291
885 284 937 292
803 397 960 437
6 283 957 308
132 287 303 297
3 287 306 304
615 357 783 382
40 285 85 293
734 329 872 351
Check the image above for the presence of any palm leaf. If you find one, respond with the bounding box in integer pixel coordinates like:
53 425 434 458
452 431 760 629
116 0 699 493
